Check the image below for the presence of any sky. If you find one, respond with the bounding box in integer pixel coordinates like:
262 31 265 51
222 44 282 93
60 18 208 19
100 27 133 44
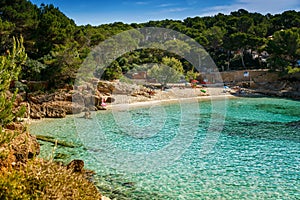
29 0 300 25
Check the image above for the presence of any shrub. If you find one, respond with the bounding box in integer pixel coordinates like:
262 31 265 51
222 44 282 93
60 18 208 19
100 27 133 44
0 159 102 200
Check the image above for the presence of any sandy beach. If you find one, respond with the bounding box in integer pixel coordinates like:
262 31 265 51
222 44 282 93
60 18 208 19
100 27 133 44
106 87 235 110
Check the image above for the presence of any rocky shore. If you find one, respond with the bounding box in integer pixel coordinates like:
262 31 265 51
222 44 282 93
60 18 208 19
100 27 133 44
223 71 300 99
0 123 104 199
11 71 299 123
4 72 298 199
15 79 159 120
228 79 300 99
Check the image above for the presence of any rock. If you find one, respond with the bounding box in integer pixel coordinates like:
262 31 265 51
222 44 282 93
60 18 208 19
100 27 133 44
72 92 85 106
11 132 40 163
67 159 84 173
30 103 46 119
4 122 25 132
35 135 79 148
84 111 92 119
44 102 66 118
105 96 115 103
54 153 70 160
97 81 115 94
72 103 84 114
61 102 84 114
88 106 98 111
97 105 107 110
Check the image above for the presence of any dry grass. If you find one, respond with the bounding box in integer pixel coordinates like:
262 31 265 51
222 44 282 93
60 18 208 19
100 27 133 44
0 158 102 200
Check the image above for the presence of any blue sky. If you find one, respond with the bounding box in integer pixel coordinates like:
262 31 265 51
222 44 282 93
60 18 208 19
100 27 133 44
30 0 300 25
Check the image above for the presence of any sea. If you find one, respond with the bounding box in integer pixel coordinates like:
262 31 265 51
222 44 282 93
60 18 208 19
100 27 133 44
29 97 300 199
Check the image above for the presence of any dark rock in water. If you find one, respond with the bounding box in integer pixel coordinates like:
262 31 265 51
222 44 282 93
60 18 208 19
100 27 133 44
35 135 79 148
122 182 135 188
287 120 300 128
67 159 84 173
54 153 70 160
238 121 258 126
84 111 92 119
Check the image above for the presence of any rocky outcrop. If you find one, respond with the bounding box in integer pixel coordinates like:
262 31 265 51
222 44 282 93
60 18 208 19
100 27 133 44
11 132 40 162
13 79 156 119
0 131 40 169
29 101 84 119
67 159 85 173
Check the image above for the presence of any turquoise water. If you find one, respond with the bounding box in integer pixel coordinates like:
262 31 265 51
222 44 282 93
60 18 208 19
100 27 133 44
30 97 300 199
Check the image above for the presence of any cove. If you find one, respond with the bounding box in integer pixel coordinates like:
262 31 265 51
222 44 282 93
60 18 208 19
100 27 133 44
29 97 300 199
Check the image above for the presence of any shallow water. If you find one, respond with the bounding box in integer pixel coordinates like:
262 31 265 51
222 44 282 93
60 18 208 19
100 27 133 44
30 97 300 199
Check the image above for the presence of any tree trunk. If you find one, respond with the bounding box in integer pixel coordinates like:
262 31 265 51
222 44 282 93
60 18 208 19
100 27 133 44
240 49 246 69
227 50 231 71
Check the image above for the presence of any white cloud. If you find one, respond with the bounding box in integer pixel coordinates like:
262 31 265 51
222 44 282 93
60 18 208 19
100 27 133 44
157 3 178 8
200 0 300 16
135 1 149 5
166 8 189 13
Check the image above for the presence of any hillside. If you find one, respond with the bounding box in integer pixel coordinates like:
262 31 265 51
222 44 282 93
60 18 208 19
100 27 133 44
0 0 299 89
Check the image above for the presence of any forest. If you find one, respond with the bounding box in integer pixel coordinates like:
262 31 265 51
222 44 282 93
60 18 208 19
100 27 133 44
0 0 299 89
0 1 299 198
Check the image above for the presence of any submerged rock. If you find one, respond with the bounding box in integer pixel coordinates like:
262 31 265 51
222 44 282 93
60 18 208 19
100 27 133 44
35 135 79 148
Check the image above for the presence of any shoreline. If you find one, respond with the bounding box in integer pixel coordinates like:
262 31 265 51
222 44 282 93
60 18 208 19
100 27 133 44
106 93 236 111
27 87 236 123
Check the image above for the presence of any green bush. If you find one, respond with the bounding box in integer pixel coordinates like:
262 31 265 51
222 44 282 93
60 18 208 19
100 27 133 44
286 66 300 74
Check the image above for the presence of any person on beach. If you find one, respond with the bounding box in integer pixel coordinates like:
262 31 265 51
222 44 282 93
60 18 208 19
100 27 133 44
101 98 107 107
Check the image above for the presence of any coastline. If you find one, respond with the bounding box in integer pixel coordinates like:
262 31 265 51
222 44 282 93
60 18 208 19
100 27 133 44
27 87 235 123
27 91 300 200
27 87 233 200
107 94 235 111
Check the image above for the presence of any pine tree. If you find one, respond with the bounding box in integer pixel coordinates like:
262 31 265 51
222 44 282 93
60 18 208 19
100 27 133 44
0 36 27 127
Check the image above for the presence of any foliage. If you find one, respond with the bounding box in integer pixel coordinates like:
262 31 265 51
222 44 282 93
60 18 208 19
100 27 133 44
0 127 18 146
0 0 299 86
0 36 27 126
186 67 200 81
147 57 183 87
286 66 300 74
21 58 47 81
0 159 101 200
266 28 300 71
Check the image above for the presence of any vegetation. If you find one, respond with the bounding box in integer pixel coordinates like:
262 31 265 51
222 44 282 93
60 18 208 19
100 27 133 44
148 57 184 88
0 36 27 127
0 34 101 200
0 159 101 199
0 1 299 88
0 1 299 199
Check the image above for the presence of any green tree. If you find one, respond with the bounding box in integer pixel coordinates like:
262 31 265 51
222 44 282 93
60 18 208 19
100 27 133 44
164 39 191 57
203 26 227 49
35 4 76 57
21 58 47 81
266 28 300 71
185 67 200 81
0 19 15 53
224 32 248 69
147 57 184 88
0 36 27 126
100 60 122 81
